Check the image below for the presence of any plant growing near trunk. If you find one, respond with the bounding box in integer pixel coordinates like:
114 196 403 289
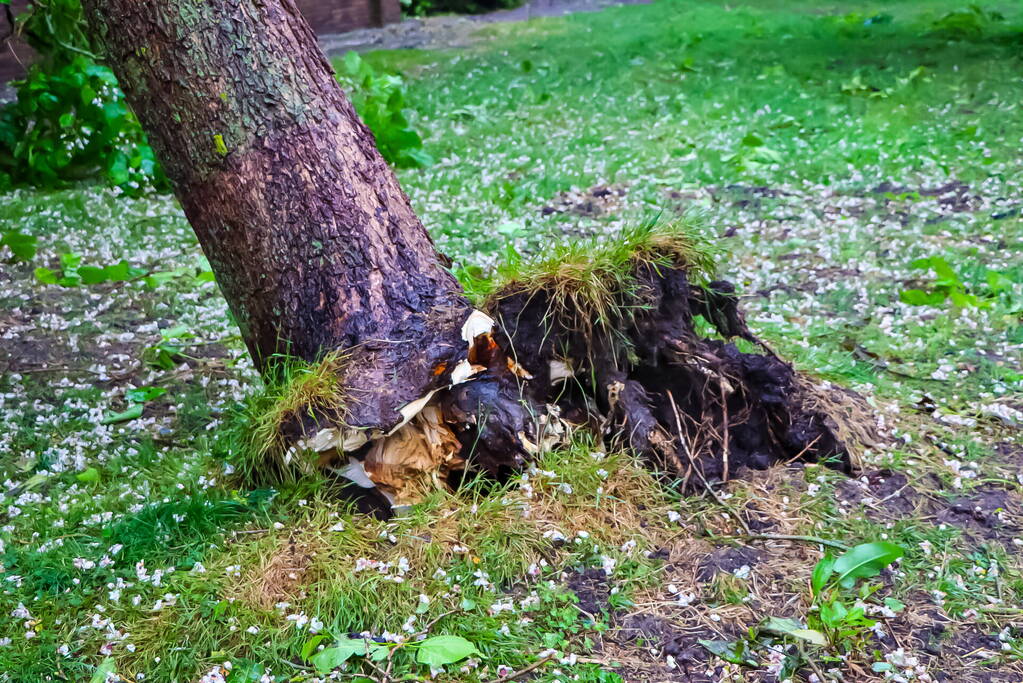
337 51 434 169
0 0 166 192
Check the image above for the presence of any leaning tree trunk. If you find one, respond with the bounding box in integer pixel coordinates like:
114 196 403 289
83 0 865 509
82 0 472 432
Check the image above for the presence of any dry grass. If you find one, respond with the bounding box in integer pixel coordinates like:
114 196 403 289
234 532 325 610
484 218 717 352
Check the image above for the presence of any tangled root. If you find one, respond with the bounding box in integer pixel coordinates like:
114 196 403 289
462 261 862 488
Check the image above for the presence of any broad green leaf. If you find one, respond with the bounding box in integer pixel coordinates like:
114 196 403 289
126 386 167 403
760 617 828 646
90 657 116 683
311 638 368 674
819 599 848 628
103 261 133 281
833 542 904 589
161 324 192 339
698 639 756 666
899 289 945 306
225 659 264 683
79 265 109 285
884 597 906 613
1 231 37 261
34 267 59 284
343 51 363 76
811 554 835 596
60 252 82 271
101 403 144 425
415 635 478 666
145 271 180 289
76 467 101 484
301 634 328 662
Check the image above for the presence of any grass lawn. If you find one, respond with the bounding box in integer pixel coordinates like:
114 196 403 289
1 0 1022 681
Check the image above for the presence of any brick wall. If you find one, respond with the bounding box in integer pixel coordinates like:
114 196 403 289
0 0 401 84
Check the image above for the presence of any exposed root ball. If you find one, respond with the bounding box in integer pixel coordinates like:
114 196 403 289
484 260 857 487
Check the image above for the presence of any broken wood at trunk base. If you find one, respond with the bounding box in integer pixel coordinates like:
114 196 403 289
82 0 875 511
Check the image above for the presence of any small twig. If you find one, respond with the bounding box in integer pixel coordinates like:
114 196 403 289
716 533 849 552
482 655 555 683
412 609 457 638
798 642 829 683
719 382 730 483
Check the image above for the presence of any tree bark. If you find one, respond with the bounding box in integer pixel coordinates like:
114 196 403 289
82 0 472 431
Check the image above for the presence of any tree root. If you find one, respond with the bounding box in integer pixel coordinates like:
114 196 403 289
262 258 873 513
482 262 865 488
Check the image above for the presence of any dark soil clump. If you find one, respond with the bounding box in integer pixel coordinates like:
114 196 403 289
471 258 863 489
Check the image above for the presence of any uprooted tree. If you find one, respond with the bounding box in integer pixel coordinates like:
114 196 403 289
82 0 867 510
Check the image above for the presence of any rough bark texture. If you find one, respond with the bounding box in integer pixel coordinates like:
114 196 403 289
83 0 472 431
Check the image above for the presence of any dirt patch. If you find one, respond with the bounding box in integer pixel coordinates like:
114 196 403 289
566 566 612 616
935 486 1022 544
836 469 932 519
318 0 650 55
540 184 626 218
837 470 1022 545
612 613 722 682
872 180 981 213
697 546 761 582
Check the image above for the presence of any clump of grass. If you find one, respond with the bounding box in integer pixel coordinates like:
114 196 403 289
478 216 717 353
223 350 350 483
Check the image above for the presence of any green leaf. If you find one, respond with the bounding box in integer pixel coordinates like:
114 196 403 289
90 657 116 683
103 261 135 281
899 289 945 306
415 635 478 666
76 467 101 484
101 403 144 425
760 617 828 646
819 599 848 628
740 133 764 147
60 252 82 271
343 50 363 76
161 324 192 340
311 638 367 674
34 267 59 285
1 231 38 261
78 265 109 285
145 270 182 288
301 635 328 662
126 386 167 404
698 639 756 666
884 597 906 613
833 542 904 589
811 554 835 596
225 659 264 683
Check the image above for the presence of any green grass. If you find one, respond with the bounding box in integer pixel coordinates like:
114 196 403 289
1 0 1022 681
